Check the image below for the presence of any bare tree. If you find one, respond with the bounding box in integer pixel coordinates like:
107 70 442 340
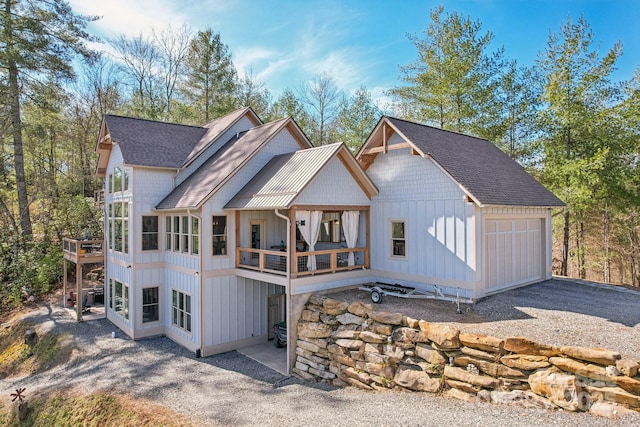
153 24 192 119
298 72 342 145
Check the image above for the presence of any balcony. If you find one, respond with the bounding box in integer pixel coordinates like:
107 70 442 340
62 238 105 264
236 246 368 277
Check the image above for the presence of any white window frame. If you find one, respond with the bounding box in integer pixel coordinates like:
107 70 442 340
110 278 129 320
142 286 160 323
212 215 227 256
172 289 192 332
142 215 159 251
390 219 407 258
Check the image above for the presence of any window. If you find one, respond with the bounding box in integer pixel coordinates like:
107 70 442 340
142 216 158 251
181 216 189 253
110 278 129 319
212 216 227 255
391 220 406 257
109 202 129 254
172 289 192 332
191 217 199 255
142 287 159 323
173 216 180 252
318 212 343 243
165 216 172 250
110 166 130 193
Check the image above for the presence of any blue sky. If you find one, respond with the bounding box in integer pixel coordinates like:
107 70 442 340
69 0 639 104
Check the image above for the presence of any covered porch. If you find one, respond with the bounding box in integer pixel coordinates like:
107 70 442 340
234 206 370 278
62 237 105 321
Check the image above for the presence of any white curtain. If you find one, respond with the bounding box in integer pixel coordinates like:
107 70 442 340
296 210 322 271
341 211 360 266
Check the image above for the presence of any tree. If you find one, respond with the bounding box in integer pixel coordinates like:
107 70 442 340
496 60 541 163
234 69 271 119
334 85 381 152
111 33 162 119
0 0 97 246
537 15 623 278
182 28 237 123
390 5 504 140
268 88 314 138
298 72 342 146
153 24 192 120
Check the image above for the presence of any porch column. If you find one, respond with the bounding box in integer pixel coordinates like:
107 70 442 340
76 261 82 321
288 208 297 279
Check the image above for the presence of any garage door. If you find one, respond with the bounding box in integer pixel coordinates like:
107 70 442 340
485 219 543 291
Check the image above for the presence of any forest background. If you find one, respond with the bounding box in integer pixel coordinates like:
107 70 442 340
0 1 638 311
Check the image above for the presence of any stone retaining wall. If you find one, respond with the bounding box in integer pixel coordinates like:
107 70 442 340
294 294 640 416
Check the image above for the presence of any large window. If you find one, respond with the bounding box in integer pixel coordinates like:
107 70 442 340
212 216 227 255
142 216 158 251
108 202 129 254
391 220 406 257
110 278 129 319
110 166 130 193
172 290 192 332
166 215 198 254
142 287 159 323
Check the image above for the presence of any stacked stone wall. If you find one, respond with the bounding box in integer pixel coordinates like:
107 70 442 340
294 294 640 416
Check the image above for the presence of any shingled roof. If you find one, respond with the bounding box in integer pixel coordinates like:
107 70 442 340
156 118 295 210
359 117 565 208
103 115 207 169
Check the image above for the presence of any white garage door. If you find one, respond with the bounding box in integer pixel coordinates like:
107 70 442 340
485 219 543 291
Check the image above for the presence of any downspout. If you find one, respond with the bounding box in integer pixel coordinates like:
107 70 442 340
274 209 291 373
188 208 204 357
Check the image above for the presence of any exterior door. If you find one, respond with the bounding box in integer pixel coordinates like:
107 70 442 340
250 220 264 265
267 293 285 339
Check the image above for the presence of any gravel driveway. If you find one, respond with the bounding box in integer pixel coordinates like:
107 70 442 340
2 279 639 426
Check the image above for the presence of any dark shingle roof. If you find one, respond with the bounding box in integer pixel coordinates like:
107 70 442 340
156 118 290 210
104 115 207 168
385 117 565 207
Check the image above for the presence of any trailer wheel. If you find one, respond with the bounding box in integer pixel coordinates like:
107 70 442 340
370 287 383 304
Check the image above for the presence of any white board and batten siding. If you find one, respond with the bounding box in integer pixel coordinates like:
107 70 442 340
201 277 284 356
162 267 201 352
366 146 477 299
294 156 371 206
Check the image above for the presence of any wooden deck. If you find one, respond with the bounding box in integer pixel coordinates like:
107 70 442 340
62 238 104 264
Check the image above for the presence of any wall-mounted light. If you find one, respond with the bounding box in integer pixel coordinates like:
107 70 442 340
194 271 199 277
296 220 305 226
126 265 131 269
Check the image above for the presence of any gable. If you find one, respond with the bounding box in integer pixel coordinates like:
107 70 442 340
358 117 565 208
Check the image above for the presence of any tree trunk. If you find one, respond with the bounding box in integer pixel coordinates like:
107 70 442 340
603 207 610 283
5 0 32 243
578 220 586 279
561 209 569 276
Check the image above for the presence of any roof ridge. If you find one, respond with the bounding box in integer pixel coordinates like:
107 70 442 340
105 114 205 130
385 116 490 143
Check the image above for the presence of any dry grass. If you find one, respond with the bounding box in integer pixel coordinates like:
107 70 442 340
1 390 200 427
0 316 73 379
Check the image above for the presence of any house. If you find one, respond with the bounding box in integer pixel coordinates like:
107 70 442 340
357 116 565 300
88 108 563 372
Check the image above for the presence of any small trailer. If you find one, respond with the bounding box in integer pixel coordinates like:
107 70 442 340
359 282 472 314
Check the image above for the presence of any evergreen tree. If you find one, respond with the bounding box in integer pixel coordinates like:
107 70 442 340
182 28 237 123
0 0 97 245
390 5 504 140
334 85 381 152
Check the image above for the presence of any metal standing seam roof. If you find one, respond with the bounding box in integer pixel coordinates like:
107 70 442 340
104 115 207 168
156 118 291 210
224 143 346 210
383 117 565 207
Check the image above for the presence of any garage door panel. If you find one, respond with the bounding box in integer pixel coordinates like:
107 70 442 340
485 219 543 291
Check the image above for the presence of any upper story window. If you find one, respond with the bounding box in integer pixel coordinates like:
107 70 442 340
109 165 130 194
142 216 158 251
166 215 199 255
391 220 406 257
212 215 227 256
108 202 129 254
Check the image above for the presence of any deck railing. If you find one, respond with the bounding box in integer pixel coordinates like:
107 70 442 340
94 189 105 209
62 238 104 263
236 247 368 277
